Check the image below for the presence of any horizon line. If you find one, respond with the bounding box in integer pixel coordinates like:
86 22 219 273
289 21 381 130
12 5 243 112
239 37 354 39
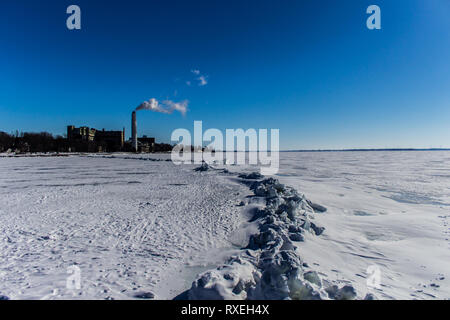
281 148 450 152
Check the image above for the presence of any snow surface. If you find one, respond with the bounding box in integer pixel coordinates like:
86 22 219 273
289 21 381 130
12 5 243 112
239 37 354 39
275 151 450 299
186 151 450 300
1 151 449 300
0 154 250 299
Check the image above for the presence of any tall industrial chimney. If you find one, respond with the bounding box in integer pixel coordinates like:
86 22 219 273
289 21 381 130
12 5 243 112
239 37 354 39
132 111 138 152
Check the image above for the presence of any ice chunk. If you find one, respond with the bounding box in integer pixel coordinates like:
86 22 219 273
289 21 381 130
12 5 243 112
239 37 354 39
239 172 263 180
194 162 210 172
304 271 322 286
133 291 155 299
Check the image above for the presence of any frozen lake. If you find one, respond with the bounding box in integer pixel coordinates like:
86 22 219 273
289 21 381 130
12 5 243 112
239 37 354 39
0 151 449 299
275 151 450 299
0 154 249 299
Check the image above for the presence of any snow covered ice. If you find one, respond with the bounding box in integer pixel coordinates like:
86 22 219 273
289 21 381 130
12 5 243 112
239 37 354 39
0 154 250 299
274 151 450 300
0 151 449 300
186 151 450 300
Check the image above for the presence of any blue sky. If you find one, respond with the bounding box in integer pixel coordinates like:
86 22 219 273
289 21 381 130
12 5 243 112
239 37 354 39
0 0 449 149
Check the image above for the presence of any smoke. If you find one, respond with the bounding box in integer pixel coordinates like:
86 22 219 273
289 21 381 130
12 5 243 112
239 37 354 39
198 75 208 86
190 69 208 86
136 98 188 116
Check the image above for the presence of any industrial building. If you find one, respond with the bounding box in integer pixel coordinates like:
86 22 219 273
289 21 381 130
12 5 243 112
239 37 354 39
67 126 96 142
67 125 125 152
138 136 155 153
96 129 125 149
67 117 156 153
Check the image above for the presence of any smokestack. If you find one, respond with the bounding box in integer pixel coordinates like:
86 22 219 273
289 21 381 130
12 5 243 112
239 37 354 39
132 111 137 152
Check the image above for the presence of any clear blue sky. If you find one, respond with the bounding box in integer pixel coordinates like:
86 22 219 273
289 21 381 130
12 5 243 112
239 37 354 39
1 0 449 149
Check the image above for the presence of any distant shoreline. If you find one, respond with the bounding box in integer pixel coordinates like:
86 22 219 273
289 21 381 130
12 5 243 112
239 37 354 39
1 148 450 158
282 148 450 152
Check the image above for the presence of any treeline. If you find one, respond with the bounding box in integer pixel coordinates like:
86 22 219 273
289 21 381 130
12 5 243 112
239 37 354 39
153 143 173 153
0 131 177 153
0 131 68 153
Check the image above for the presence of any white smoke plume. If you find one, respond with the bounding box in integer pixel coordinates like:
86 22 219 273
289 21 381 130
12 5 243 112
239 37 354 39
198 75 208 86
136 98 188 116
190 69 208 86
